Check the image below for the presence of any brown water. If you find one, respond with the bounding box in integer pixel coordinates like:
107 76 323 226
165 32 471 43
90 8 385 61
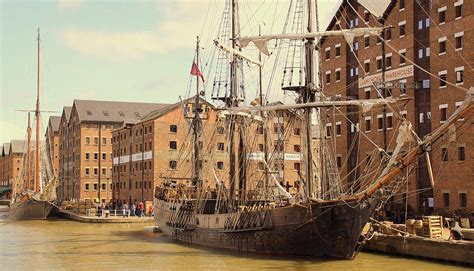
0 216 469 270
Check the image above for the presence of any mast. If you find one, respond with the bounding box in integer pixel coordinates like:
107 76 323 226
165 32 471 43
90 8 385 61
192 36 201 185
227 0 239 207
301 0 317 200
34 28 41 193
259 25 269 198
27 112 31 191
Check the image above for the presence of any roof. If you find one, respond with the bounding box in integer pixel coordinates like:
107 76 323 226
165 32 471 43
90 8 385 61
141 96 215 122
3 143 10 156
9 140 27 154
72 99 170 123
64 106 72 122
48 116 61 133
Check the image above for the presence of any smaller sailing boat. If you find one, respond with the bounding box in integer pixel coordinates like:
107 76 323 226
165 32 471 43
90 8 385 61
9 29 58 220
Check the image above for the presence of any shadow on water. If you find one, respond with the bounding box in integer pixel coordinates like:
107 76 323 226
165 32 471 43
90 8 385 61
111 229 348 265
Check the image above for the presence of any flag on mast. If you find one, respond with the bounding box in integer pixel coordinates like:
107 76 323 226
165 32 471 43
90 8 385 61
190 62 205 82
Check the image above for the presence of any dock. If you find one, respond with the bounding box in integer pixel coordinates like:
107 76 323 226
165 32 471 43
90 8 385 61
58 209 154 224
364 234 474 265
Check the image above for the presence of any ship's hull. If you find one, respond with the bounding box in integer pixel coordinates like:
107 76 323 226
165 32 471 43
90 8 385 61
9 199 57 220
154 196 380 259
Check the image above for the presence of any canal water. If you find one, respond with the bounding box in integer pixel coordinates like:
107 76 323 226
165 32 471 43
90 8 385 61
0 216 469 270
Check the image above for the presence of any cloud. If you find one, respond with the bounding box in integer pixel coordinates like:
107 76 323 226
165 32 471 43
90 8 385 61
60 29 166 61
58 0 339 63
59 0 215 61
57 0 84 13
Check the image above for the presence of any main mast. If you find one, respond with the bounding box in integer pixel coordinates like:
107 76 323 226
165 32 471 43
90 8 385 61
302 0 317 200
227 0 240 207
35 28 41 193
27 112 31 191
192 36 201 185
258 25 270 198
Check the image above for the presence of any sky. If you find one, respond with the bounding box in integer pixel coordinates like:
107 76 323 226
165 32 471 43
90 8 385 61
0 0 341 144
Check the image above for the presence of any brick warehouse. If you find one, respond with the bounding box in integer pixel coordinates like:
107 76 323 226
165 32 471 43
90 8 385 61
45 116 60 176
112 97 305 205
320 0 473 215
58 100 169 203
0 141 26 190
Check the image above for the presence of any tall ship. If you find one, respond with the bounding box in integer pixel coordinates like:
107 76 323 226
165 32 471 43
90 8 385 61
10 29 58 220
154 0 473 258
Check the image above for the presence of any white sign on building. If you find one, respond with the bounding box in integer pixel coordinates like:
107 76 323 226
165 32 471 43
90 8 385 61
358 65 414 88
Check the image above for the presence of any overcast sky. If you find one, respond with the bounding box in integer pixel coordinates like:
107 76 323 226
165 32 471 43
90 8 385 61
0 0 341 144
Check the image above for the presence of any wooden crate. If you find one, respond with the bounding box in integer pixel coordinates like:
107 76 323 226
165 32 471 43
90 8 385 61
422 216 443 239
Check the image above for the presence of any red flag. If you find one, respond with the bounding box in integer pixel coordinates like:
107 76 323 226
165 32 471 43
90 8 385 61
190 61 205 82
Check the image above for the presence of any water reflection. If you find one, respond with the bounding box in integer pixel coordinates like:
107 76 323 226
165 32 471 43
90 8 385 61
0 218 469 271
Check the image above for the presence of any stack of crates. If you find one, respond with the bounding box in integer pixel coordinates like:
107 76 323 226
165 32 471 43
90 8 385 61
422 216 443 239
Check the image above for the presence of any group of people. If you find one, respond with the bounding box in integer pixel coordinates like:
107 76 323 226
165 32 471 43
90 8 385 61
96 200 154 217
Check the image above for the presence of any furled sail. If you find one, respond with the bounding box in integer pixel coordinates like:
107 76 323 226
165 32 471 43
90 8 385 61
358 0 392 18
239 28 384 56
225 97 411 113
214 40 263 66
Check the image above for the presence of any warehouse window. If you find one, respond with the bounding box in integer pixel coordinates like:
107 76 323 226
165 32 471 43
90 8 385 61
458 146 465 161
455 32 463 50
438 37 446 54
441 148 448 162
335 69 341 81
455 67 464 84
294 144 301 153
364 60 370 73
460 193 467 208
365 117 371 132
386 113 393 129
455 3 462 19
170 125 177 133
377 115 383 131
399 49 406 65
336 122 342 136
443 192 450 207
169 141 177 150
325 71 331 84
399 0 405 10
440 106 448 122
169 160 177 170
439 70 447 88
217 142 224 151
438 7 446 24
326 123 332 137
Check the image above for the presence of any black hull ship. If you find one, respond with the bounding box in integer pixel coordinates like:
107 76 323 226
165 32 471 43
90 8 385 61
154 0 474 259
155 196 382 258
10 198 56 220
